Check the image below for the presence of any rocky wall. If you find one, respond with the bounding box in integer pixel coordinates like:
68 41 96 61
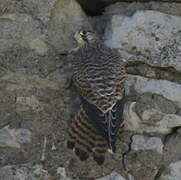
0 0 181 179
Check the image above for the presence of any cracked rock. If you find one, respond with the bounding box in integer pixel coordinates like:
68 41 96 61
163 133 181 165
57 167 72 180
131 135 163 154
104 2 181 17
96 172 126 180
0 13 47 55
0 126 31 148
125 75 181 109
125 150 161 180
124 101 181 134
159 161 181 180
0 163 49 180
104 10 181 72
22 0 57 24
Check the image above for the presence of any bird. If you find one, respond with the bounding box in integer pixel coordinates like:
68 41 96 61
67 30 126 165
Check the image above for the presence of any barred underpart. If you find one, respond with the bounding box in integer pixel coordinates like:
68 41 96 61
67 106 108 165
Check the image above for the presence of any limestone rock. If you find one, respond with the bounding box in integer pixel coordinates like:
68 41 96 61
29 38 48 56
57 167 72 180
96 172 126 180
123 102 142 132
0 0 25 15
104 10 181 72
148 2 181 16
131 135 163 154
163 133 181 165
159 161 181 180
16 96 45 112
125 75 181 108
104 2 181 17
124 75 181 134
22 0 56 24
0 163 49 180
124 101 181 134
125 149 161 180
0 13 47 55
0 126 31 148
48 0 92 53
0 72 63 91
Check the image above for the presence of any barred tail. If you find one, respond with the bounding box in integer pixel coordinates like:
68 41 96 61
67 106 108 165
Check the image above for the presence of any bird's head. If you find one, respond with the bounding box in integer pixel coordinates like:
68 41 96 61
74 30 99 46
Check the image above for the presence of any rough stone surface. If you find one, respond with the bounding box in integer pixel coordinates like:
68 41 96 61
104 10 181 72
163 133 181 165
124 75 181 134
0 13 47 55
22 0 56 24
125 75 181 108
104 2 181 17
0 126 31 148
159 161 181 180
124 150 162 180
124 101 181 134
0 0 25 15
0 0 181 180
57 167 72 180
96 172 126 180
0 164 50 180
131 135 163 154
48 0 92 53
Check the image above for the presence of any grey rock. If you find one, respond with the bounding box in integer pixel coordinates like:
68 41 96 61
29 38 48 56
104 2 145 16
0 163 49 180
0 0 25 15
124 75 181 134
125 149 161 180
159 161 181 180
104 2 181 17
136 94 177 117
148 2 181 16
176 128 181 134
124 102 142 132
22 0 56 24
48 0 92 53
0 13 47 55
125 75 181 108
163 133 181 165
0 126 31 148
96 172 126 180
131 135 163 154
57 167 72 180
0 72 63 91
104 10 181 72
93 1 181 36
128 174 135 180
16 96 45 112
124 101 181 134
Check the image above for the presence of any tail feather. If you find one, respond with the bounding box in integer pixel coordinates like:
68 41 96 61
93 136 107 165
67 106 108 165
81 96 125 153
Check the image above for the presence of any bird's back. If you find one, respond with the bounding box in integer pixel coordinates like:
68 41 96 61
73 41 125 112
67 40 126 164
